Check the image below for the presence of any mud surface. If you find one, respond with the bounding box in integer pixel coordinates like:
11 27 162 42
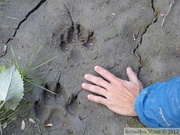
0 0 180 135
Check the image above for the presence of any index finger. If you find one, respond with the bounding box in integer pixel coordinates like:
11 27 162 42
94 66 120 83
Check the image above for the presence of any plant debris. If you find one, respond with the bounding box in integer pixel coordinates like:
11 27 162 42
29 118 36 124
161 0 175 27
21 120 25 131
44 123 53 127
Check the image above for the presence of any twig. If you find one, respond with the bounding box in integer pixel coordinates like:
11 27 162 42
161 0 175 27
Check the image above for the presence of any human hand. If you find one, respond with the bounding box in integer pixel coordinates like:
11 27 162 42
82 66 143 116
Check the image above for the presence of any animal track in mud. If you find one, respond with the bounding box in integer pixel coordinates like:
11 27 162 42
60 24 96 52
33 80 80 125
66 93 79 116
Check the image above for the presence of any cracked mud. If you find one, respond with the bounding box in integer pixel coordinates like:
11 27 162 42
0 0 180 134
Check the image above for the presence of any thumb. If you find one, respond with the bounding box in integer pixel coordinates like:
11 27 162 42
126 67 139 85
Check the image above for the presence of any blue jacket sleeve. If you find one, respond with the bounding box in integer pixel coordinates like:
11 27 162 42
135 77 180 128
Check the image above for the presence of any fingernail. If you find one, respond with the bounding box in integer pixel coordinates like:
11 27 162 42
84 74 88 79
127 67 132 71
94 66 98 70
87 94 91 99
82 83 86 87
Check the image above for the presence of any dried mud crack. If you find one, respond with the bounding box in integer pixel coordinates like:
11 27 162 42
5 0 47 45
134 0 159 78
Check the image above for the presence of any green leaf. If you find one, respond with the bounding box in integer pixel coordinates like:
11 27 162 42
0 65 6 73
0 65 24 110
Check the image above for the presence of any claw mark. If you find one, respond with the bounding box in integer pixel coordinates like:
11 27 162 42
77 24 81 36
34 100 40 112
64 5 74 26
66 94 77 105
67 26 75 43
60 34 68 52
65 90 82 115
82 31 94 47
55 74 62 98
59 24 95 52
42 84 55 104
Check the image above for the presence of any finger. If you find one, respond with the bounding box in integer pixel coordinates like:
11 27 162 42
94 66 119 83
126 67 139 85
82 83 107 96
84 74 109 88
87 94 108 105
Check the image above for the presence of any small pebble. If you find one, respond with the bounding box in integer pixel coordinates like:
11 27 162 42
18 56 21 61
88 43 93 46
3 44 7 53
112 13 115 16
